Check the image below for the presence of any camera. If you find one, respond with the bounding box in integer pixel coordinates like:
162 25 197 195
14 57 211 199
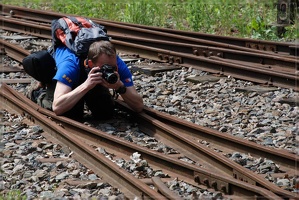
97 64 118 84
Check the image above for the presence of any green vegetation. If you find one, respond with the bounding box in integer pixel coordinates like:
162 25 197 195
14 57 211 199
0 190 26 200
2 0 298 41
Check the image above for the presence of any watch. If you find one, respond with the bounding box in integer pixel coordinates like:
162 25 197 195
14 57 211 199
116 85 127 94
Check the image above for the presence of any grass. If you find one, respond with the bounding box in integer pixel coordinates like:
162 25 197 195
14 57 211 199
0 190 26 200
2 1 298 40
3 0 298 41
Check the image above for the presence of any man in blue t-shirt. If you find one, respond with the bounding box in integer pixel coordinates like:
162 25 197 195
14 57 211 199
34 40 143 120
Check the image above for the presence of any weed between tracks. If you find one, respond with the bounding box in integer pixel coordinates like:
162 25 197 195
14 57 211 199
3 0 298 41
0 190 26 200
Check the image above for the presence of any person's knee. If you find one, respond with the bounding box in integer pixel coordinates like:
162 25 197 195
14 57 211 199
41 98 53 110
34 89 53 111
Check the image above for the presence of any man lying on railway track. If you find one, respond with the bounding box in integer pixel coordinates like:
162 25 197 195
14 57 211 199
27 40 144 121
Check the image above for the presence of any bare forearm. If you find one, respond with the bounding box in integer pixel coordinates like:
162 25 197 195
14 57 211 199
121 89 144 112
53 83 89 115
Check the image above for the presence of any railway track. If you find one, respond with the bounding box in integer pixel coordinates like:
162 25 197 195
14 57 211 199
1 4 298 200
1 3 297 56
1 83 296 199
0 3 298 91
0 42 298 199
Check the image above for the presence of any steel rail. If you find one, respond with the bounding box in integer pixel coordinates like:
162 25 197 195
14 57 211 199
1 83 286 200
151 177 184 200
4 12 297 69
1 79 31 84
112 40 298 91
110 34 297 71
4 19 298 91
0 3 298 198
115 101 297 199
0 39 29 62
2 15 297 71
1 18 297 91
139 104 298 169
0 85 167 200
0 17 51 40
0 3 296 56
98 20 298 56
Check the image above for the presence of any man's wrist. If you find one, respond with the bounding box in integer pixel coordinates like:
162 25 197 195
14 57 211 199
116 85 127 94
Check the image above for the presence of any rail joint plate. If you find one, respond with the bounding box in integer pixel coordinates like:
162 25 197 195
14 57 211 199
194 172 229 194
192 47 223 58
245 42 277 52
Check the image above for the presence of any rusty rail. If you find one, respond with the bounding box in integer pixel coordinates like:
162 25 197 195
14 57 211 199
1 11 298 70
1 20 298 91
0 3 296 56
116 100 299 199
0 39 29 62
0 84 167 200
1 84 294 200
137 104 297 169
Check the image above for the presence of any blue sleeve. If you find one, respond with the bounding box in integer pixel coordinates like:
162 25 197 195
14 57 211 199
53 47 81 88
117 56 134 87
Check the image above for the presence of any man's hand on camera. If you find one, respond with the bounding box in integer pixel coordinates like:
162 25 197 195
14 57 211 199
84 66 105 89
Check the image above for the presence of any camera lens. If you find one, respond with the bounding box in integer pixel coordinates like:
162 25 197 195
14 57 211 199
105 73 118 84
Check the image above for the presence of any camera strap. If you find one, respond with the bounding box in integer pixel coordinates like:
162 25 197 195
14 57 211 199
112 89 119 100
